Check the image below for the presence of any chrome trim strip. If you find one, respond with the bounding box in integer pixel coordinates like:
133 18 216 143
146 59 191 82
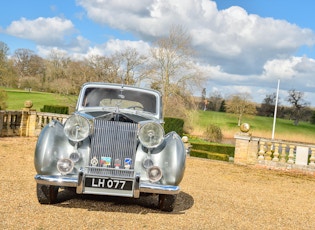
34 174 78 187
139 183 180 195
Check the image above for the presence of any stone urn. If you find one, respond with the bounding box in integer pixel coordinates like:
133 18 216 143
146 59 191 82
24 100 33 109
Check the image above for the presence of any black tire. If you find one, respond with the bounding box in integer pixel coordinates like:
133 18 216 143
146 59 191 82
158 194 177 212
36 184 59 204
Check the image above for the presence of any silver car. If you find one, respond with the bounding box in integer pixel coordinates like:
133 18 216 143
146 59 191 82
34 82 186 212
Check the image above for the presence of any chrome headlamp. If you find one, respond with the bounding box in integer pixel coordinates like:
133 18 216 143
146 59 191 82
138 122 164 148
64 115 92 142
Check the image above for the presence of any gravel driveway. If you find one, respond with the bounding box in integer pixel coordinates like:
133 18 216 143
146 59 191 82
1 137 315 230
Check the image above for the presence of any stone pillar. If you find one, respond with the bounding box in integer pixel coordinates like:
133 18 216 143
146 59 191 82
20 100 36 137
234 134 259 165
234 123 259 165
27 111 37 137
20 109 29 136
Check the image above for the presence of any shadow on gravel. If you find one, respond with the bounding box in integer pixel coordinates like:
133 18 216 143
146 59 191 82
53 188 194 214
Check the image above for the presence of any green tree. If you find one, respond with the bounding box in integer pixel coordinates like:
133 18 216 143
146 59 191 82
259 93 278 117
208 91 224 112
286 89 309 126
225 93 256 126
219 100 226 112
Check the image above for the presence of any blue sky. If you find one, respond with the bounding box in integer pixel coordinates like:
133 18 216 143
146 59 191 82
1 0 315 106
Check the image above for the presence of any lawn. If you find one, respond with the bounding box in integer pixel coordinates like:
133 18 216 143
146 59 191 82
3 89 77 112
194 110 315 144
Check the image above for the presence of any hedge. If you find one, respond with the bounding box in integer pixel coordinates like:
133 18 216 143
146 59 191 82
191 142 235 157
164 117 184 136
190 149 229 162
40 105 69 114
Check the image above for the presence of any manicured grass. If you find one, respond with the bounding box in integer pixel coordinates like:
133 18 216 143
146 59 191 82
195 111 315 144
3 89 77 112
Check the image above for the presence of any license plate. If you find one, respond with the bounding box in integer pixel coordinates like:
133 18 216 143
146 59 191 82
85 177 133 191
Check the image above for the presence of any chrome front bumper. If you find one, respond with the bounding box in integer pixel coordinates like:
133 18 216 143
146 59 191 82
34 174 180 197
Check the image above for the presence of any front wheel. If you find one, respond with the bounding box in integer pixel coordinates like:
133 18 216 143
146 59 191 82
158 194 177 212
36 184 59 204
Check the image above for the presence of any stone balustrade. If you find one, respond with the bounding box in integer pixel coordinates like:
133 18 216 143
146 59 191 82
234 131 315 175
0 109 69 137
0 110 22 136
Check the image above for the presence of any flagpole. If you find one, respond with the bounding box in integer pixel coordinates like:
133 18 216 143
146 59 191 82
272 79 280 140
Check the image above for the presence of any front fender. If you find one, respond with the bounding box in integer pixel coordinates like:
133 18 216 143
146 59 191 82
34 121 74 175
155 132 186 185
135 131 186 186
35 120 91 176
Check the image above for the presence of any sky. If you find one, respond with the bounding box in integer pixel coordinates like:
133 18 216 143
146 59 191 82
0 0 315 107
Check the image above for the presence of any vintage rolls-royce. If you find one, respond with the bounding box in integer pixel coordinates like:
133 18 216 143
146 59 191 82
34 82 186 211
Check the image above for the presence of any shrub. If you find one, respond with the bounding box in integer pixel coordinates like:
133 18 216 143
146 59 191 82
204 124 223 143
190 149 229 162
191 142 235 157
164 117 184 136
40 105 69 114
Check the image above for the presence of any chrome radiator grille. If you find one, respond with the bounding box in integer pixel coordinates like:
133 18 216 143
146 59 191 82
87 120 138 178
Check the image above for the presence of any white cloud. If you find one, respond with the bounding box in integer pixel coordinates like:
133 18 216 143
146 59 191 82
103 39 150 55
37 38 150 61
5 17 76 46
82 39 150 59
77 0 315 75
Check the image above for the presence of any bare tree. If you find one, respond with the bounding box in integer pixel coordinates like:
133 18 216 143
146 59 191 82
113 47 147 85
86 55 119 83
0 42 10 87
66 60 92 94
13 49 35 78
12 49 46 90
0 41 9 63
286 89 309 126
225 93 257 126
47 49 70 80
147 25 205 117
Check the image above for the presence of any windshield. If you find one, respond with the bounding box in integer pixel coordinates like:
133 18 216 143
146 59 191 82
82 87 158 114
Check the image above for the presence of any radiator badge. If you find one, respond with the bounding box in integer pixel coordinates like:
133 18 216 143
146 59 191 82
100 156 111 167
114 158 121 169
124 158 132 169
90 157 98 166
